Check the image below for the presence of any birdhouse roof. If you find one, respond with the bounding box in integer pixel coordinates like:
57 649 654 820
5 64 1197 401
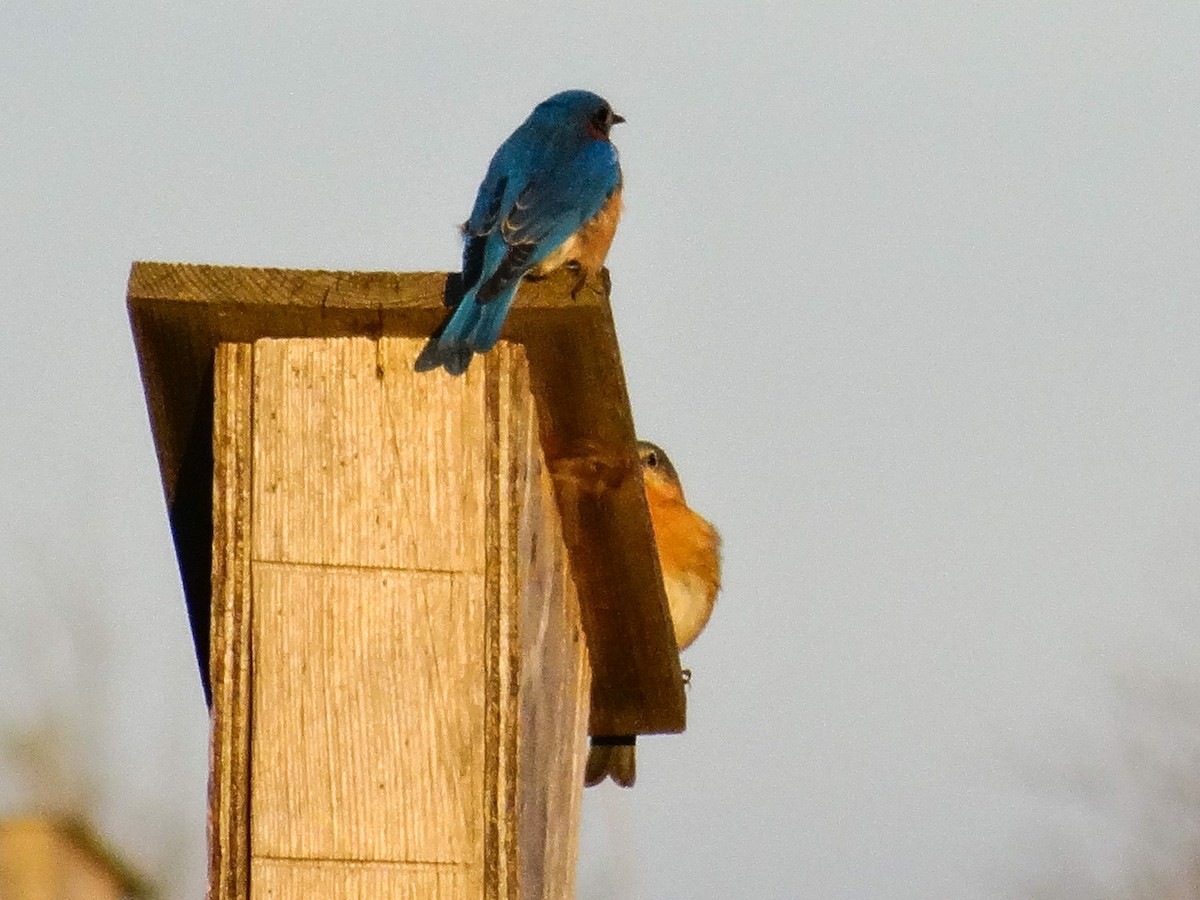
127 262 684 736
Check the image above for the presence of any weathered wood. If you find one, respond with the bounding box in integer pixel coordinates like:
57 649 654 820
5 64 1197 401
234 337 591 897
246 338 487 898
249 565 485 868
208 343 254 900
128 261 684 738
487 344 591 900
251 337 487 572
483 349 518 899
508 363 592 900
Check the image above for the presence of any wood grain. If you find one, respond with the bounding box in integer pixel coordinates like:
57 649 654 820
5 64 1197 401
486 345 592 899
196 336 604 897
507 358 592 900
251 337 486 571
242 339 588 897
208 343 254 900
249 565 485 864
245 337 489 897
483 350 517 900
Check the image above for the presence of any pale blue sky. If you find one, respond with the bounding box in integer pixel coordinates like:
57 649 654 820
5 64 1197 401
4 2 1200 897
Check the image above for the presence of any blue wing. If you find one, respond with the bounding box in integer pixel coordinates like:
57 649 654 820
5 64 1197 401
418 133 620 374
474 140 620 302
503 140 620 249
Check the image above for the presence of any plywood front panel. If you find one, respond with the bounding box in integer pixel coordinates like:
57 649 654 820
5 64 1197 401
251 337 487 572
245 336 491 899
249 562 485 864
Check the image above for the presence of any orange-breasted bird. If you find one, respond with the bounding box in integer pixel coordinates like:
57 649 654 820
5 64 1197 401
585 440 722 788
415 89 624 375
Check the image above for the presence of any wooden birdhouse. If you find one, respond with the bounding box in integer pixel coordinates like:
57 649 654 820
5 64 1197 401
127 263 685 899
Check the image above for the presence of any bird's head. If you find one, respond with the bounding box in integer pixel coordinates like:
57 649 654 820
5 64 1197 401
637 440 684 501
535 89 625 140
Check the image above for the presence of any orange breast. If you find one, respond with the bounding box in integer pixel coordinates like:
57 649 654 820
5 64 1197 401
571 189 623 276
531 189 623 278
644 485 721 649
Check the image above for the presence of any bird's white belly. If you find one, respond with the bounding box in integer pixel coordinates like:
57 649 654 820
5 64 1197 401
664 571 713 651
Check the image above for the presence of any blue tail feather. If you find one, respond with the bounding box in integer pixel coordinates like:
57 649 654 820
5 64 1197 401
439 289 484 349
465 282 518 353
412 280 518 376
411 287 481 375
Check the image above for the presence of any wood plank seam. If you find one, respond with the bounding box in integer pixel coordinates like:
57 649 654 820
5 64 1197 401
250 559 474 576
371 336 483 787
253 855 471 867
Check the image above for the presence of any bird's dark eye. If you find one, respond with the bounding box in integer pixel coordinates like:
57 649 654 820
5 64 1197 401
645 451 658 468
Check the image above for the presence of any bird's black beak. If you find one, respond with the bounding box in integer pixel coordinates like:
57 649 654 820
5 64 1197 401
611 112 626 125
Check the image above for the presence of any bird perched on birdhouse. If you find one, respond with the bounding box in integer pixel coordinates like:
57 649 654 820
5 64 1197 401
417 89 625 375
586 440 722 787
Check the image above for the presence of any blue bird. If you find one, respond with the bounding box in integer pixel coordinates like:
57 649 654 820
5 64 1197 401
416 90 624 375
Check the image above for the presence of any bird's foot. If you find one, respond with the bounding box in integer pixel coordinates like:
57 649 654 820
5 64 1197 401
568 263 588 299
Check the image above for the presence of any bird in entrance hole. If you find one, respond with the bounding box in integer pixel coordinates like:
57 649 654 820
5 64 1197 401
585 440 722 788
415 90 624 375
